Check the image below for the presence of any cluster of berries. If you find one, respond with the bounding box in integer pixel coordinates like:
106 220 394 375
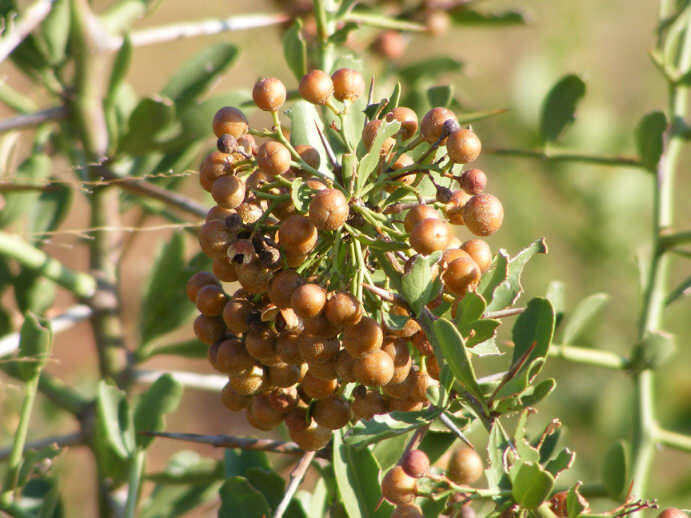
187 66 503 454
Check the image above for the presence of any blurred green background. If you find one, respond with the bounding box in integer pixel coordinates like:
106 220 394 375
1 0 689 515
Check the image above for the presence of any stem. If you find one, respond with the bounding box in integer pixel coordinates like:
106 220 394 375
548 344 629 370
124 450 144 518
655 427 691 452
658 228 691 250
0 432 84 462
631 5 691 498
0 106 68 135
0 81 37 113
487 147 644 168
0 0 55 63
0 231 97 297
273 451 315 518
0 375 40 503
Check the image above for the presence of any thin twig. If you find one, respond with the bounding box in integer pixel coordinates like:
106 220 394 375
98 168 207 218
132 369 226 391
0 432 84 461
0 106 68 135
484 307 525 319
487 147 644 168
273 451 316 518
103 13 290 51
0 305 92 358
0 0 55 63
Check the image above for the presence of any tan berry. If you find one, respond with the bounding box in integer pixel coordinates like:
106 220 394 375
199 151 230 192
295 144 321 171
362 119 396 153
332 68 365 102
404 205 440 234
462 193 504 236
312 395 351 429
386 107 419 140
382 466 417 505
257 141 291 176
213 107 248 138
212 258 238 282
215 339 255 374
324 291 363 329
252 77 287 112
308 188 349 231
186 272 219 303
443 256 481 296
299 70 334 105
211 175 245 209
447 128 482 164
198 220 231 259
221 382 250 411
343 317 383 357
279 215 318 255
222 297 251 335
382 338 412 385
247 393 284 431
420 107 457 143
291 283 327 319
373 30 406 60
447 447 484 485
269 270 303 309
353 349 395 386
445 189 472 225
459 168 487 195
195 284 227 316
401 450 430 479
409 218 450 255
461 239 492 273
301 370 338 399
193 315 225 345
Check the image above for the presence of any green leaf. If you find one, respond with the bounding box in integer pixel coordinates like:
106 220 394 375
484 239 548 312
333 430 393 518
27 183 72 244
466 319 500 349
418 431 456 465
400 251 442 315
107 35 133 102
245 467 286 510
545 448 575 478
629 330 676 371
291 177 314 214
224 449 270 478
356 119 400 194
427 85 454 108
345 408 440 448
601 440 630 499
420 495 449 517
566 485 588 518
496 298 554 399
539 75 586 144
510 462 554 509
134 374 183 448
288 100 331 178
16 444 61 491
545 280 566 328
0 152 51 228
486 424 511 491
450 8 527 25
372 431 413 472
347 10 426 32
666 275 691 305
478 251 509 302
145 451 222 485
177 91 253 144
16 313 52 381
119 96 176 155
518 377 556 408
457 108 509 125
140 483 221 518
283 20 308 80
142 339 207 359
95 381 135 460
561 293 609 345
453 292 486 335
36 0 70 65
139 234 210 345
161 43 238 106
14 269 55 315
635 111 667 171
218 477 271 518
381 81 402 114
398 57 463 84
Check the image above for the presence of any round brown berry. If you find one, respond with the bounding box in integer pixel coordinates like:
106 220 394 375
386 107 418 140
362 119 395 153
302 313 339 338
312 395 351 429
245 326 282 366
193 315 225 345
382 466 417 505
213 107 248 138
299 70 334 105
269 362 304 388
186 272 219 302
462 193 504 236
222 297 251 335
301 370 338 399
404 205 440 234
228 365 266 396
447 447 484 485
198 220 231 259
308 188 349 231
447 129 482 164
373 30 406 60
401 449 430 479
383 306 420 338
257 141 291 176
382 338 412 385
205 205 235 223
216 339 255 374
252 77 287 112
420 107 457 143
332 68 365 102
335 349 356 382
324 291 363 329
195 284 227 316
391 503 424 518
409 218 450 255
235 261 272 294
211 175 245 209
459 168 487 195
445 190 472 225
388 398 424 412
269 270 302 309
389 154 417 190
353 349 394 386
343 317 383 357
279 215 318 255
289 419 332 451
221 382 250 411
247 393 284 431
461 239 492 273
443 256 481 296
212 258 238 282
199 151 230 191
298 336 339 364
295 144 321 171
352 389 387 420
441 247 471 268
308 358 338 380
291 283 327 319
276 332 302 365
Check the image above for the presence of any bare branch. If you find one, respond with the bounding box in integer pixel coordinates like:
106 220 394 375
0 0 55 63
0 106 68 136
0 432 84 461
273 451 316 518
0 305 92 358
132 369 226 391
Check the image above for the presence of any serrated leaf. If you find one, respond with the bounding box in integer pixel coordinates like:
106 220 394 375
95 381 135 460
602 440 630 499
400 251 442 315
333 430 392 518
478 251 509 302
398 57 463 84
218 477 271 518
450 8 527 25
510 462 554 509
134 374 183 448
518 377 556 408
567 485 588 518
545 448 575 478
561 293 609 345
161 43 238 106
283 20 307 81
635 111 667 171
427 85 454 108
467 319 500 348
496 298 554 399
356 119 400 194
345 408 440 448
484 239 548 312
540 75 586 144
